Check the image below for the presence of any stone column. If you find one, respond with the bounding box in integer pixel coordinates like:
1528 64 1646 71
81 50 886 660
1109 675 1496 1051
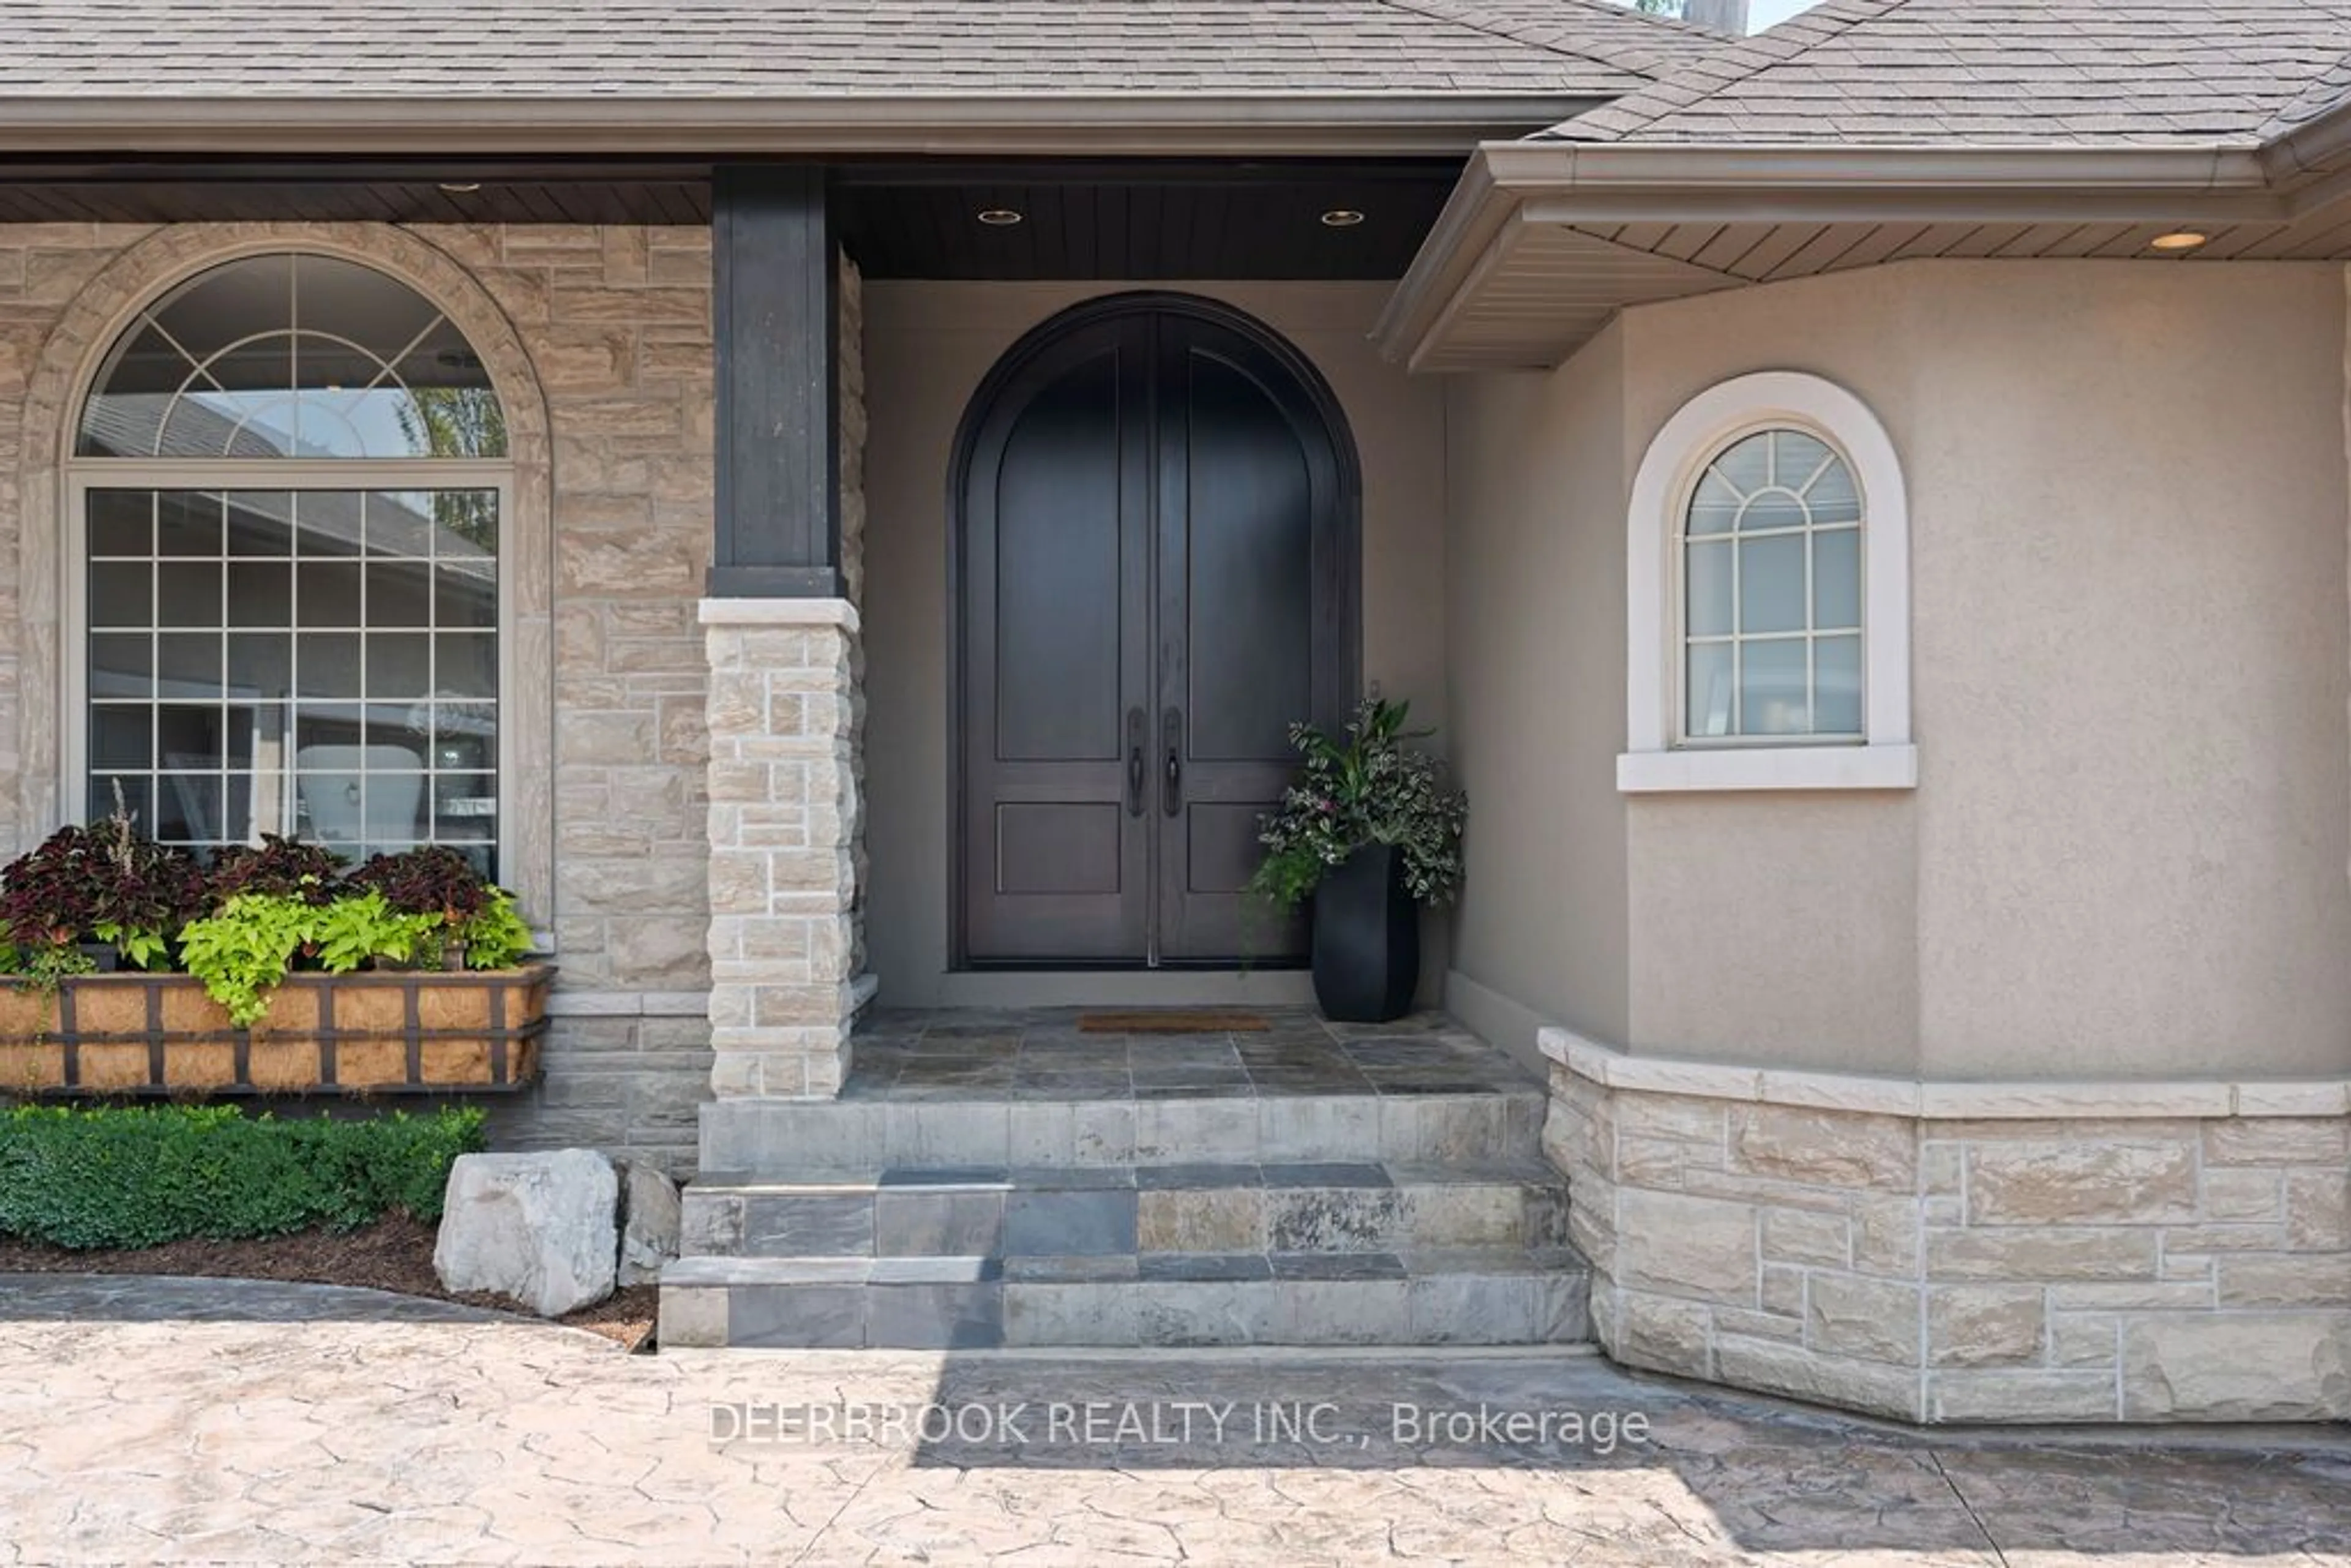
702 598 861 1098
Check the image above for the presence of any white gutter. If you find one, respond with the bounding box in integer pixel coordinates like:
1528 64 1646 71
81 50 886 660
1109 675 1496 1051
1375 139 2309 364
1480 140 2273 192
0 93 1609 158
2261 94 2351 186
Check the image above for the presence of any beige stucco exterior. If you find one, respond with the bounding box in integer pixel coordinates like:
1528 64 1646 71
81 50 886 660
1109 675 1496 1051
1442 320 1632 1064
1447 258 2351 1084
859 280 1452 1008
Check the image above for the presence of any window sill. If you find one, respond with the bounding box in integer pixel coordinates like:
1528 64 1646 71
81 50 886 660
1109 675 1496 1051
1617 744 1918 795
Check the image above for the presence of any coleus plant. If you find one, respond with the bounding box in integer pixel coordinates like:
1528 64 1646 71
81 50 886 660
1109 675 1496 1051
207 834 349 905
348 847 533 970
0 826 110 986
347 845 496 923
87 807 209 969
0 808 209 980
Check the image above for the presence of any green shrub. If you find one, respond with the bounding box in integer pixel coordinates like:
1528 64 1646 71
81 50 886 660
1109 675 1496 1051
0 1103 485 1250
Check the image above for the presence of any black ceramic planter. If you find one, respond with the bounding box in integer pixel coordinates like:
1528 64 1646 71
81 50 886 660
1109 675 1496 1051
1310 844 1419 1024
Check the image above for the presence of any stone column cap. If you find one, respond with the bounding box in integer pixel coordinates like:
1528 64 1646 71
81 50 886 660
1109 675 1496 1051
700 597 860 631
1541 1027 2351 1121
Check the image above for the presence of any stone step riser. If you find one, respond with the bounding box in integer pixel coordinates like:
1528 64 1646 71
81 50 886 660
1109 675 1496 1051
661 1273 1592 1350
683 1181 1570 1260
698 1092 1549 1172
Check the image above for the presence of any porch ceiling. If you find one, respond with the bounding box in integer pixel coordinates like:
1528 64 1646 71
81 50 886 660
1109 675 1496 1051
0 156 1461 282
1379 141 2351 372
833 160 1459 281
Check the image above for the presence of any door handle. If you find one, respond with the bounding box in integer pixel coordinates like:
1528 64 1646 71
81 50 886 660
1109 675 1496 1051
1162 708 1184 817
1125 708 1146 817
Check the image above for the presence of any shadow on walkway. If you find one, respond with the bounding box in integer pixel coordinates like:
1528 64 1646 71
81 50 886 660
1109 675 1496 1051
888 1348 2351 1561
0 1270 528 1327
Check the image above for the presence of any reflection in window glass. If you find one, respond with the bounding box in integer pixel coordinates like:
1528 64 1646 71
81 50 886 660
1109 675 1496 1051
77 255 508 463
86 490 498 868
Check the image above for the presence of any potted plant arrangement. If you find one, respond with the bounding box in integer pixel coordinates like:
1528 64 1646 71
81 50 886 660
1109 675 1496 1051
1248 697 1467 1024
0 811 549 1097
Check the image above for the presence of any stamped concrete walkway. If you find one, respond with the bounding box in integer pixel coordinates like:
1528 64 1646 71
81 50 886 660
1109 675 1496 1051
1 1275 2347 1566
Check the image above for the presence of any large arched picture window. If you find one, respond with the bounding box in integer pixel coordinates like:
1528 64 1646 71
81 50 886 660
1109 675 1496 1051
71 252 511 871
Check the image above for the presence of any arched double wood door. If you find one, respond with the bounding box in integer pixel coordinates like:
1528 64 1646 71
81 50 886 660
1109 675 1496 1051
955 296 1358 967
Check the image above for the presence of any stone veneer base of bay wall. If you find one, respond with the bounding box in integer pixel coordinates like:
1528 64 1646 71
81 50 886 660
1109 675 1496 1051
1542 1030 2351 1424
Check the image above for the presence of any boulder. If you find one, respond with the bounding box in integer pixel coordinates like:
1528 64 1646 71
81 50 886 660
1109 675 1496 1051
617 1161 683 1286
433 1150 618 1318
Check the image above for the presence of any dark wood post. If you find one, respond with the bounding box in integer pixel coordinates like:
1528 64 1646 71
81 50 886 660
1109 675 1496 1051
710 164 843 598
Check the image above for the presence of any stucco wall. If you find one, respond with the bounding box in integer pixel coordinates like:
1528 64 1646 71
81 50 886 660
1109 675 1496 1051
861 280 1449 1007
1446 258 2351 1084
1895 264 2350 1080
1441 321 1632 1067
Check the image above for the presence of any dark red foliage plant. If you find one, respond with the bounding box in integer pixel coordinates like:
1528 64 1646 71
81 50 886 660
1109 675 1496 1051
207 835 349 906
0 812 208 966
347 846 500 923
0 827 108 947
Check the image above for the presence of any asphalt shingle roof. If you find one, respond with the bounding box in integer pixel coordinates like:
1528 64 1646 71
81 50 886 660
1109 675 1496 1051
0 1 1716 99
1552 0 2351 147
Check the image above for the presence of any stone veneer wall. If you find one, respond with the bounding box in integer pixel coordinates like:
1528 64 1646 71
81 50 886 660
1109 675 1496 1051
459 223 718 1174
702 600 863 1098
1545 1031 2351 1423
0 220 718 1173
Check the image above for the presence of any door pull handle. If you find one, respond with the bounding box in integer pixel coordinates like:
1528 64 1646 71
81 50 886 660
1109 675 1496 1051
1125 708 1147 817
1162 708 1184 816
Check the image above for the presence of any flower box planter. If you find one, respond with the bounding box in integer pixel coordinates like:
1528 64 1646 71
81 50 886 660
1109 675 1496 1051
0 964 553 1098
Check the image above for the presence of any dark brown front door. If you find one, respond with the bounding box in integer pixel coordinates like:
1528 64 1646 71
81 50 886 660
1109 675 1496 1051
957 297 1354 967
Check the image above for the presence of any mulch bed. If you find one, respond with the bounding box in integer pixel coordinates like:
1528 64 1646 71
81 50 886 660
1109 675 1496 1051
0 1216 660 1351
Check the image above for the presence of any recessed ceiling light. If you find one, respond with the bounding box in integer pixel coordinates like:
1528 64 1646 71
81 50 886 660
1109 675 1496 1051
438 182 483 195
977 208 1024 227
1320 209 1367 228
2149 229 2210 252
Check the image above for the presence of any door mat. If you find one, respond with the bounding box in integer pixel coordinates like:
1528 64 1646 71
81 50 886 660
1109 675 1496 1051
1078 1011 1271 1034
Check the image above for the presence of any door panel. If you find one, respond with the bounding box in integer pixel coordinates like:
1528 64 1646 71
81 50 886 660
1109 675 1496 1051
1184 352 1314 763
961 326 1152 963
1153 316 1336 962
994 353 1124 763
996 803 1124 895
959 300 1348 967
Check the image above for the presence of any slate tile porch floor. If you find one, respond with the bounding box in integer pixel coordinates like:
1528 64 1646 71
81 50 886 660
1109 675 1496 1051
842 1008 1539 1101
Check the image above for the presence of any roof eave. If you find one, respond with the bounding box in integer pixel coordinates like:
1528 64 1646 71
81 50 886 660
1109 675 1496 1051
0 92 1617 159
2260 92 2351 188
1376 139 2293 368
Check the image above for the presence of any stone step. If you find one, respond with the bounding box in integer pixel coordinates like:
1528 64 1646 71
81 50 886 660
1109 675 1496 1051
697 1089 1547 1172
681 1159 1569 1260
659 1247 1592 1349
